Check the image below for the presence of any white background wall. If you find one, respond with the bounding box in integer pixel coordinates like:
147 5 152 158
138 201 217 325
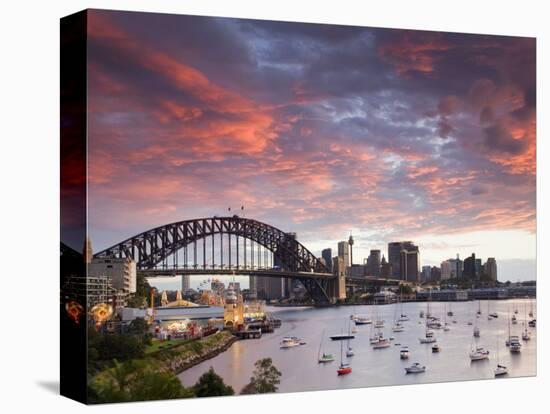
0 0 548 412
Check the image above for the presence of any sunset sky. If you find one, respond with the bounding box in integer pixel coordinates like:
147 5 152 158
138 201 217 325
87 9 536 284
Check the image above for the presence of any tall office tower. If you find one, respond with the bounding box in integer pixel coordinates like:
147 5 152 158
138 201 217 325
484 257 498 281
475 258 482 279
322 248 333 272
399 246 420 282
463 253 477 278
367 249 381 277
337 241 350 268
430 266 441 282
448 254 463 278
348 234 355 265
380 255 392 278
390 241 419 281
181 275 190 292
440 260 452 280
421 265 432 282
388 242 403 279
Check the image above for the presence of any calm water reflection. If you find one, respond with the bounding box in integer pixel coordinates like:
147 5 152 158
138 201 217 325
179 299 536 393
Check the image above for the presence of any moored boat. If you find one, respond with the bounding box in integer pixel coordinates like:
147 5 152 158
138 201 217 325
405 363 426 374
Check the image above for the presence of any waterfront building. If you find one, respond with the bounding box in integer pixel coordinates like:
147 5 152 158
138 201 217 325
89 256 137 295
440 260 452 280
337 241 350 268
62 274 125 310
475 258 482 278
367 249 381 277
322 248 333 272
223 288 244 329
484 257 498 281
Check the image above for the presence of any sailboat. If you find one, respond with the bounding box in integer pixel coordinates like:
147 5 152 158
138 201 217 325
522 304 531 341
529 297 534 318
398 285 409 321
443 303 450 331
494 335 508 376
477 299 482 316
318 329 335 363
346 321 354 357
447 302 453 317
392 301 404 332
473 302 480 337
337 337 352 375
419 300 436 343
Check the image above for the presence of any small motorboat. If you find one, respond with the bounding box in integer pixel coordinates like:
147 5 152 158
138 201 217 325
400 347 410 359
511 315 518 324
373 338 391 349
528 319 536 328
354 316 372 325
374 320 385 328
489 312 498 318
351 327 358 334
392 322 404 332
419 336 436 344
399 314 409 322
405 363 426 374
473 327 480 338
470 346 490 361
494 364 508 377
443 323 450 332
522 330 531 341
432 343 441 353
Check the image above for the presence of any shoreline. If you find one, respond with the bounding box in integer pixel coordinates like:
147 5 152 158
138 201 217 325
172 333 238 375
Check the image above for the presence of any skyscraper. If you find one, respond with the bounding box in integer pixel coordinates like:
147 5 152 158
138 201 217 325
348 234 355 265
367 249 381 277
389 241 419 281
322 248 333 273
463 253 477 279
448 255 463 278
484 257 498 281
380 255 392 279
388 242 402 279
337 241 350 268
440 260 452 280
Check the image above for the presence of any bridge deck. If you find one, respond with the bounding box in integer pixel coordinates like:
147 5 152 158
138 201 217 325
138 268 335 279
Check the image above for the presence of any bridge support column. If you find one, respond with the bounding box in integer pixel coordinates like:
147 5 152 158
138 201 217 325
327 256 346 302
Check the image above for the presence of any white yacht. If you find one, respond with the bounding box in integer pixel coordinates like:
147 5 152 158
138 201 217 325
354 316 372 325
373 338 391 349
400 346 410 359
405 363 426 374
470 346 490 361
495 364 508 376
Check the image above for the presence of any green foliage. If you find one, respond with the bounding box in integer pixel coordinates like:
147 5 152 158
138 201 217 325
96 334 145 361
90 359 193 403
126 274 152 308
242 357 282 394
192 367 234 397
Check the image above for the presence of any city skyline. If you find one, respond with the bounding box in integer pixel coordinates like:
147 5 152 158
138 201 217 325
86 10 536 284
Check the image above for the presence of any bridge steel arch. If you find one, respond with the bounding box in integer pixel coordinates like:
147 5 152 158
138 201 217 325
94 216 336 303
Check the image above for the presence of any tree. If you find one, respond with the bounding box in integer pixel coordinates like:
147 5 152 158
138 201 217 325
97 334 145 361
90 360 193 403
127 317 149 335
126 274 152 308
242 358 282 394
192 367 234 397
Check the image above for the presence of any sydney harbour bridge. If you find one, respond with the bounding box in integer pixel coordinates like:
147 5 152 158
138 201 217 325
94 216 346 304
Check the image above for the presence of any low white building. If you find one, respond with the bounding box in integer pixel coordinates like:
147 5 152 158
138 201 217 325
89 257 137 294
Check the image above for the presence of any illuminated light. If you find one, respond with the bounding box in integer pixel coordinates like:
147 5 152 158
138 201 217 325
65 301 84 325
90 303 113 329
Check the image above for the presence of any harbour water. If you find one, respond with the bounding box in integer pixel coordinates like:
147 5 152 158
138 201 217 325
178 299 536 393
